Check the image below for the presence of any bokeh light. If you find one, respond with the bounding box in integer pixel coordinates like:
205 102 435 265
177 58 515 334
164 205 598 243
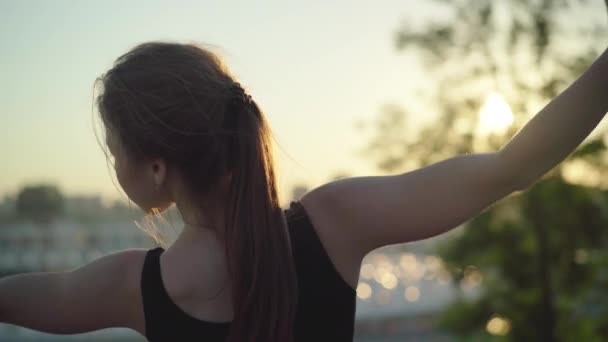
357 281 373 300
486 315 511 336
404 286 420 302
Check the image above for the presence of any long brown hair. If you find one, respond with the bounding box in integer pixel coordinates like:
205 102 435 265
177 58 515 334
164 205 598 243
94 41 297 342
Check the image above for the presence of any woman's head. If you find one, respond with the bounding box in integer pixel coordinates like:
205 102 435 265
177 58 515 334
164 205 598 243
94 41 297 342
97 42 241 219
103 126 174 215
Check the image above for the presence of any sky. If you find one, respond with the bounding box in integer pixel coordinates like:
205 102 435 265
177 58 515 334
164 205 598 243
1 0 441 205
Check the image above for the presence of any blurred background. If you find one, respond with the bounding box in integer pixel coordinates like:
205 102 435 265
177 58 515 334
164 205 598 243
2 0 608 340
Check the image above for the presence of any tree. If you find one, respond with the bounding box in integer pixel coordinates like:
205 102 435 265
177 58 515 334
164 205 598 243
365 0 607 171
361 0 608 340
436 177 608 340
15 184 64 224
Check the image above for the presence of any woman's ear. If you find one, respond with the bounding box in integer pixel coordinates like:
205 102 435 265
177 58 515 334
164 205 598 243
150 158 167 187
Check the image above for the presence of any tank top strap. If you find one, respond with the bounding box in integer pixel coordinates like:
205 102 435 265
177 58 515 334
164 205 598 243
284 200 355 293
284 200 327 265
284 200 357 341
140 247 167 335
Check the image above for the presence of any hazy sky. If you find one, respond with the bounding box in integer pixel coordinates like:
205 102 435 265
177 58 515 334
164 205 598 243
0 1 442 204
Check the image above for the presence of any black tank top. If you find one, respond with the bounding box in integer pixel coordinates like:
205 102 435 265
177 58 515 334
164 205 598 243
140 200 357 341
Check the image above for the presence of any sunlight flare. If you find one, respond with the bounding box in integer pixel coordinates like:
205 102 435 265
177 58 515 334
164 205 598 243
477 92 514 134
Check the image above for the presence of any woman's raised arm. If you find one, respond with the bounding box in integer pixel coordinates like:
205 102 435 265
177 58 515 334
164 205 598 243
499 46 608 187
301 47 608 259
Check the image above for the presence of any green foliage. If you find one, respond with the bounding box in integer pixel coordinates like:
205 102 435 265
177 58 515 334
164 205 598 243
15 184 64 224
569 139 607 160
362 0 608 340
364 0 607 172
435 178 608 340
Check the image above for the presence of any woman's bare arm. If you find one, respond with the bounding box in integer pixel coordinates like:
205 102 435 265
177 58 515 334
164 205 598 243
0 249 146 335
500 47 608 187
303 47 608 258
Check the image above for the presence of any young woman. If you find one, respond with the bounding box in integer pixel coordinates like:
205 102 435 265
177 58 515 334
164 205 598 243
1 41 607 342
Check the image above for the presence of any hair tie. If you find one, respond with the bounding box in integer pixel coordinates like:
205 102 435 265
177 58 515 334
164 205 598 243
222 82 251 132
231 82 253 105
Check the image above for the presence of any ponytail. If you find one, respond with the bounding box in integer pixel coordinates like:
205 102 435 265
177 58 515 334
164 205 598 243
222 99 298 342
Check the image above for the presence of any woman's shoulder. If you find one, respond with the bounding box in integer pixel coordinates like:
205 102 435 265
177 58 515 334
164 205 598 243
118 248 150 330
106 248 150 275
96 248 149 335
296 194 362 291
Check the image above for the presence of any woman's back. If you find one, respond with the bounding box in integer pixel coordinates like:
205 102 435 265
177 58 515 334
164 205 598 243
140 199 358 341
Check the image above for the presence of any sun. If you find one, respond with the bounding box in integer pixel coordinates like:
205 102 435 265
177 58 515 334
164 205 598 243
477 92 514 135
